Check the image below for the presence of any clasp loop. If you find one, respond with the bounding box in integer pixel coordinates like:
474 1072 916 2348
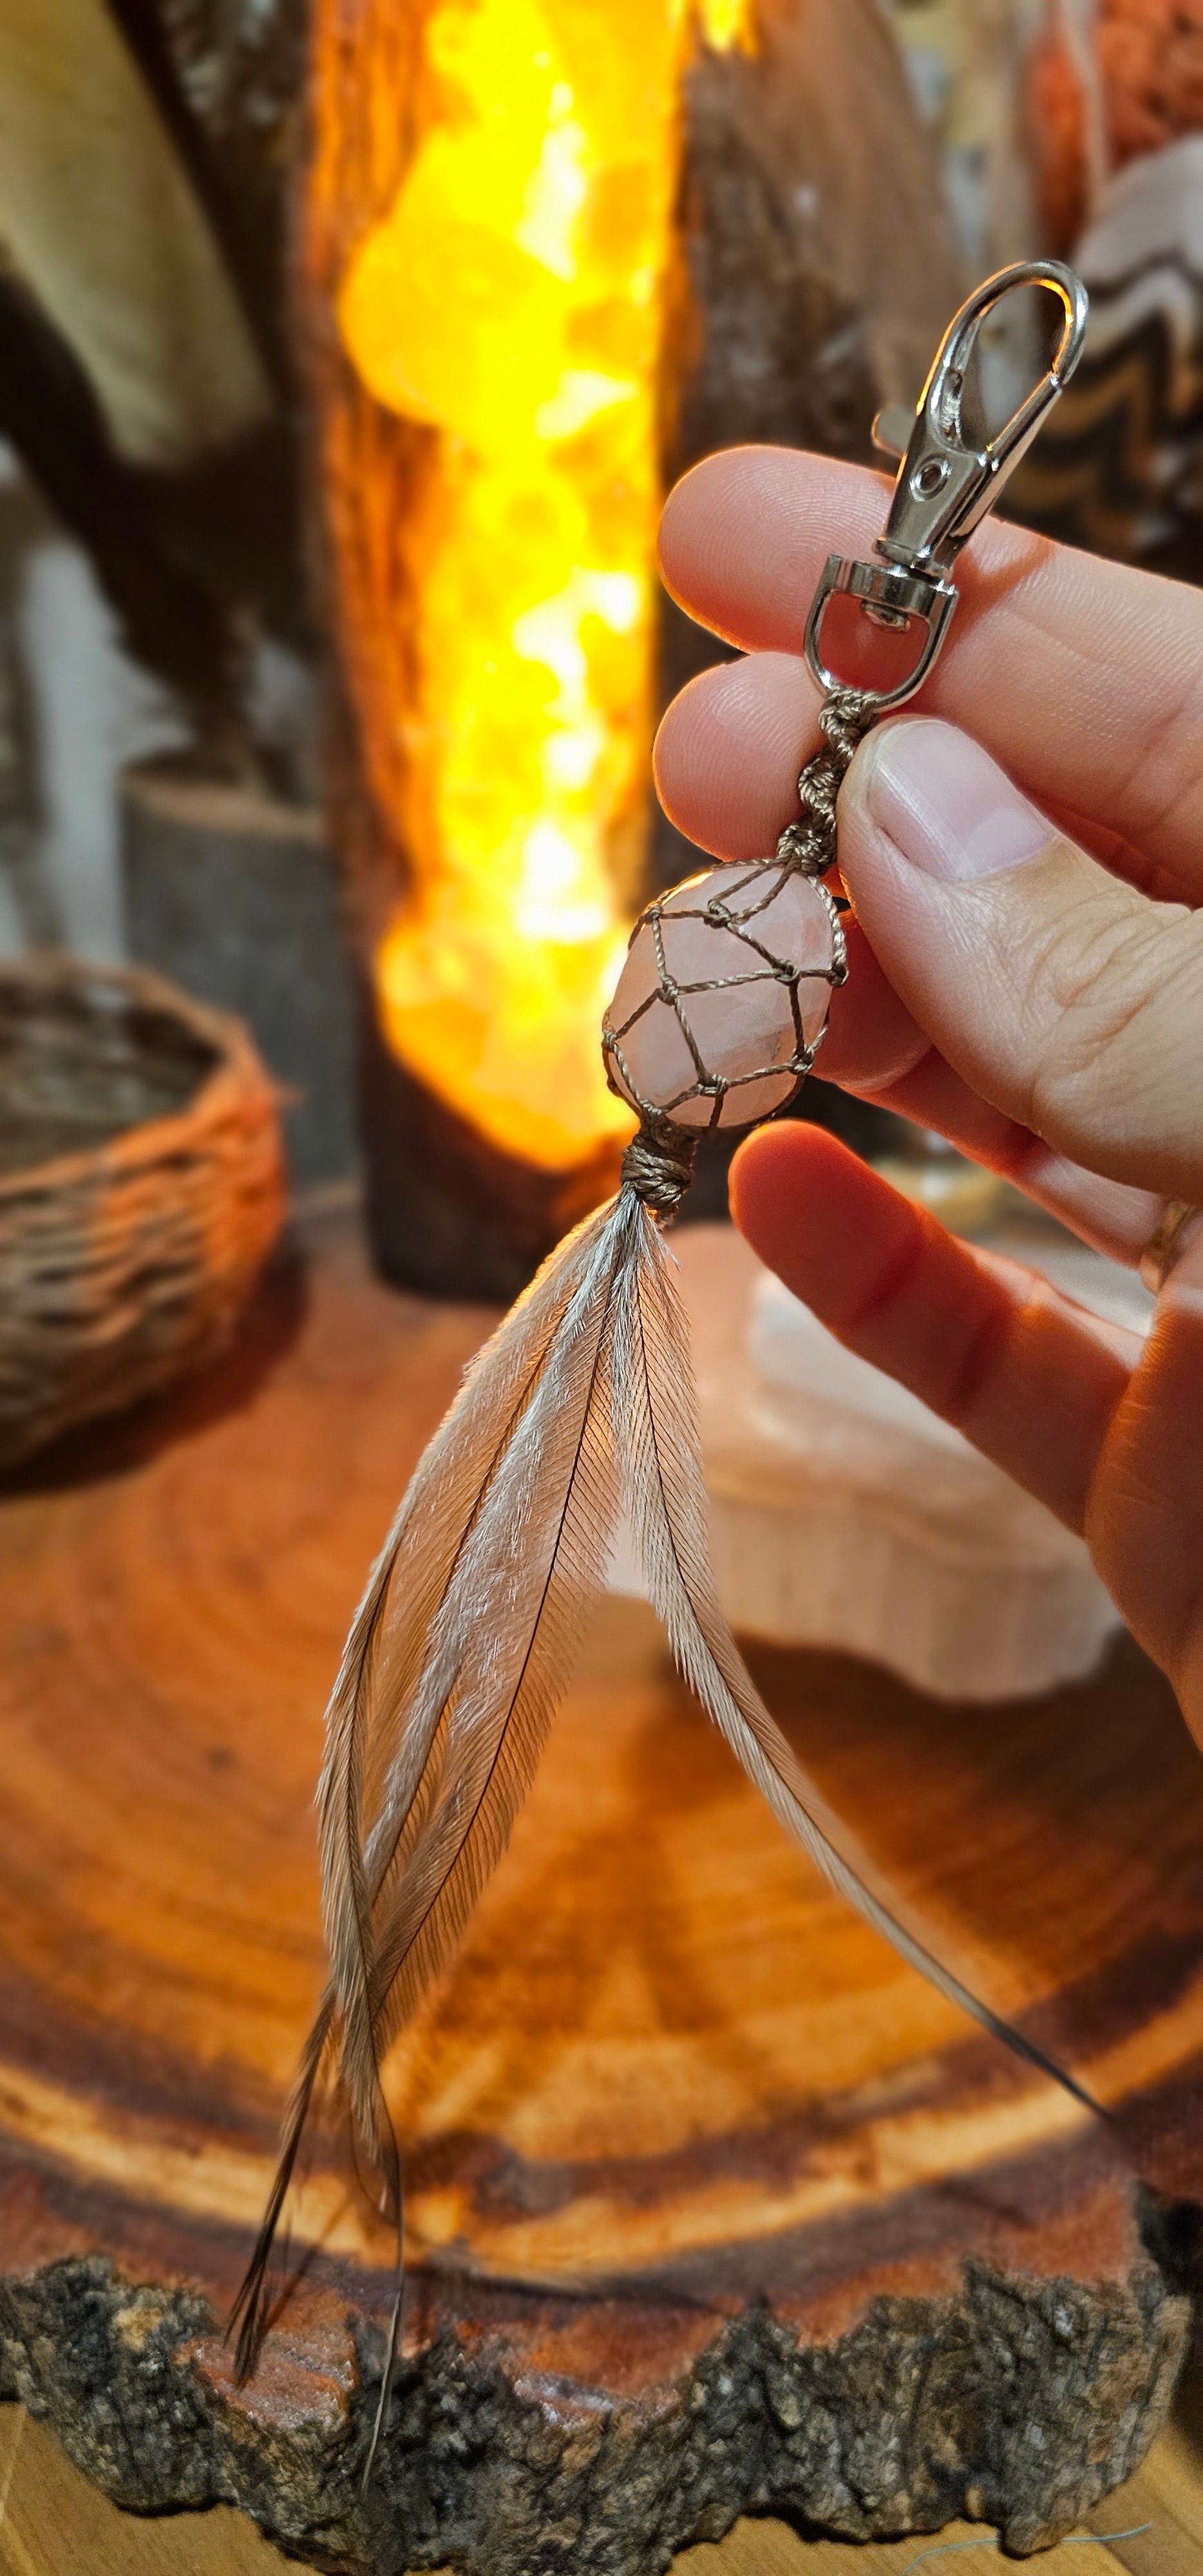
804 260 1088 714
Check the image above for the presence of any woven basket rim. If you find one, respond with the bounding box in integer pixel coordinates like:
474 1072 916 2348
0 953 279 1204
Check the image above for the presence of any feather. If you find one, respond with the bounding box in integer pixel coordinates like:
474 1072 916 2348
235 1189 633 2376
616 1207 1099 2115
236 1164 1097 2407
318 1192 623 2134
351 1193 627 2079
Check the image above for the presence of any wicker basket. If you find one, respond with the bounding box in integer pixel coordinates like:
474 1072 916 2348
0 958 287 1470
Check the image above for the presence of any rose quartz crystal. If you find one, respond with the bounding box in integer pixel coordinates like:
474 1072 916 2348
603 861 838 1130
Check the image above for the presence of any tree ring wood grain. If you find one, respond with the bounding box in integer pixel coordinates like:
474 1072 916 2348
0 1204 1198 2573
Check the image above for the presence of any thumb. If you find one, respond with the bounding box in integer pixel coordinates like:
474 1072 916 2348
838 717 1203 1203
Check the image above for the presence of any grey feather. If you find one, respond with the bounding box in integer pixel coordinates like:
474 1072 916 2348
235 1192 634 2374
617 1210 1097 2114
358 1194 629 2079
236 1170 1095 2391
312 1189 630 2166
316 1195 618 2161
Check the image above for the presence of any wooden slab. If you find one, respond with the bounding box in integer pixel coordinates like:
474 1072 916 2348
0 1201 1200 2576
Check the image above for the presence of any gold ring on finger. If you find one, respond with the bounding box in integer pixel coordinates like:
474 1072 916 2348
1139 1200 1202 1298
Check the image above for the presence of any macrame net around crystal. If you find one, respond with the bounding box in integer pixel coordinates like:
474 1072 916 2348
602 858 848 1132
602 688 872 1140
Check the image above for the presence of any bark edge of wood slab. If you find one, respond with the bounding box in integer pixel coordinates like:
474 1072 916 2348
0 1204 1200 2574
0 2222 1191 2576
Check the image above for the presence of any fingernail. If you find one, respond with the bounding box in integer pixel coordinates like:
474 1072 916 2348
862 719 1052 884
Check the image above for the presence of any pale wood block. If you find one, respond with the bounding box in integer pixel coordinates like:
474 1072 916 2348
0 2410 283 2574
1082 2373 1203 2576
677 2515 1135 2575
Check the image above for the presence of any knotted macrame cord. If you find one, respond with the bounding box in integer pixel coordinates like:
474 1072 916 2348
621 685 879 1215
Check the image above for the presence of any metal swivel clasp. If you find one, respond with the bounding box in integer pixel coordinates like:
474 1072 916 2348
804 260 1088 714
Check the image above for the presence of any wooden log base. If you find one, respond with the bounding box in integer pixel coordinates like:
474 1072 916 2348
356 990 622 1301
0 1204 1199 2575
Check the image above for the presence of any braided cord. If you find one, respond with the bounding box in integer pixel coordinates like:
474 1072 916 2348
775 687 878 880
621 1117 698 1214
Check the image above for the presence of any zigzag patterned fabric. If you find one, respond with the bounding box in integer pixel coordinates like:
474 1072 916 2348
1014 135 1203 582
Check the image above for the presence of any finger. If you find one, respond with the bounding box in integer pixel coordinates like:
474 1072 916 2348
1090 1226 1203 1721
837 717 1203 1204
818 925 1163 1264
654 652 811 863
653 650 1186 905
652 643 1171 900
654 668 1179 1230
729 1124 1135 1535
659 448 1203 900
652 676 1169 1258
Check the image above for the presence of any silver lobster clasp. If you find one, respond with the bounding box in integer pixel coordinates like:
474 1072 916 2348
804 261 1088 713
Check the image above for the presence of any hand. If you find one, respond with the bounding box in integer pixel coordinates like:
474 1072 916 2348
654 448 1203 1739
